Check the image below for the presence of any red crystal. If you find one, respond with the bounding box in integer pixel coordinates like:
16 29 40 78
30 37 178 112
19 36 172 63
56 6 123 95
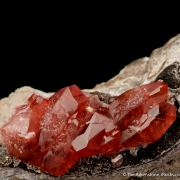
0 81 176 176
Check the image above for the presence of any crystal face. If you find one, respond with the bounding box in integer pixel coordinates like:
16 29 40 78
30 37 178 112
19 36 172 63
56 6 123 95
0 81 176 176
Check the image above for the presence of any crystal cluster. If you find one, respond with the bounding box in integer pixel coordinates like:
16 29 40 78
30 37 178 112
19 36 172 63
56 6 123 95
0 81 176 176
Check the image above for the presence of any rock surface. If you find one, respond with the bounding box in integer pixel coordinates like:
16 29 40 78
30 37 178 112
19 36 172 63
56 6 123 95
0 34 180 179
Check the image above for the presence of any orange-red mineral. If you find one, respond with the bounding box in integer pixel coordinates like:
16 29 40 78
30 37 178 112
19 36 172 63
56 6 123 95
0 81 176 176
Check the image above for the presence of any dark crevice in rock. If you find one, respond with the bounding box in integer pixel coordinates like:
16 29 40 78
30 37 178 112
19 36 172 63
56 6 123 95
156 61 180 89
128 177 142 180
90 91 116 104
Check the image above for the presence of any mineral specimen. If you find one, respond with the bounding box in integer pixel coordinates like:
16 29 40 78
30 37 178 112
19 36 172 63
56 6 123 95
0 81 176 176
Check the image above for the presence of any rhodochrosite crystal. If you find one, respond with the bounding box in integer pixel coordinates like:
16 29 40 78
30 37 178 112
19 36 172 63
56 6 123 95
0 82 176 176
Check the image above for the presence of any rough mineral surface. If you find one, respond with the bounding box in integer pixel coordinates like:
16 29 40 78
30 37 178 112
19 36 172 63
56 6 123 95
0 34 180 179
